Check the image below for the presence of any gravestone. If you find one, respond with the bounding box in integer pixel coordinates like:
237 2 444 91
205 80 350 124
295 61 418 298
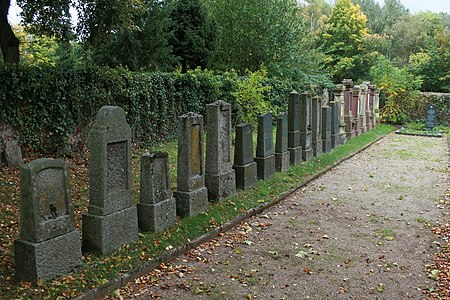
367 85 374 131
275 113 290 172
138 152 176 232
334 84 347 145
343 79 356 140
4 139 23 167
425 104 437 129
205 101 236 200
374 87 380 126
82 106 138 255
174 112 208 217
311 96 323 157
15 158 82 281
288 91 302 165
322 106 332 153
233 124 257 190
255 113 276 180
352 86 361 136
299 93 313 161
359 83 368 133
329 100 340 149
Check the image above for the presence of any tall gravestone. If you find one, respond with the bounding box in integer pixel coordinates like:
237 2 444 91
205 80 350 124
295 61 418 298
425 104 437 129
343 79 356 140
367 84 374 131
255 113 276 180
322 106 332 153
299 93 313 161
311 96 323 157
205 101 236 200
335 84 347 145
15 158 82 280
138 152 176 232
359 83 368 133
233 124 257 190
352 86 361 136
174 112 208 216
329 100 340 149
83 106 138 255
288 91 302 165
275 113 290 172
374 87 380 126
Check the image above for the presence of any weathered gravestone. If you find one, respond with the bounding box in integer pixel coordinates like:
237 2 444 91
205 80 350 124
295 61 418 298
233 124 257 190
335 84 347 145
311 96 323 157
275 113 290 172
255 113 276 180
352 85 361 136
374 87 380 127
329 100 340 149
82 106 138 255
359 83 368 134
174 112 208 217
366 85 374 131
322 106 332 153
206 101 236 200
4 139 23 167
138 152 176 232
343 79 356 140
15 158 82 281
425 104 437 129
299 93 313 161
288 91 302 165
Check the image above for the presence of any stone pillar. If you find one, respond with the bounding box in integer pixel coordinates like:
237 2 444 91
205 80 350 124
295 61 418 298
352 85 361 136
206 100 236 201
174 112 208 217
335 84 347 145
83 106 138 255
359 83 368 133
343 79 356 140
275 112 290 172
322 106 332 153
299 93 313 161
366 84 374 130
374 87 380 126
138 152 176 232
311 96 323 157
288 91 302 165
15 158 82 280
255 113 276 180
233 124 257 190
329 100 340 149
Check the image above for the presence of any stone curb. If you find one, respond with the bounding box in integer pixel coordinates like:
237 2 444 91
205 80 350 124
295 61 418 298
75 132 389 300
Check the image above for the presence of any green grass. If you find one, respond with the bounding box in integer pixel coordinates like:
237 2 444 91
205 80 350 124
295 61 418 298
0 124 394 299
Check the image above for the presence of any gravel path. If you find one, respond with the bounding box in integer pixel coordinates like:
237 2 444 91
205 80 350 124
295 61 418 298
111 133 448 300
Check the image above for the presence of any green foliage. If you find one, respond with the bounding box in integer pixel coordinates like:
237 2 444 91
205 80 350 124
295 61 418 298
380 100 407 124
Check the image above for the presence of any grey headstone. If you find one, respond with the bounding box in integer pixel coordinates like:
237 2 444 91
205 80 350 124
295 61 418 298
205 101 236 200
352 86 361 136
311 96 323 157
299 93 313 161
5 140 23 167
82 106 138 255
288 91 302 165
255 113 275 180
425 104 437 129
15 158 81 280
322 106 332 153
174 112 208 216
233 124 257 190
330 101 340 149
138 152 176 232
275 113 290 172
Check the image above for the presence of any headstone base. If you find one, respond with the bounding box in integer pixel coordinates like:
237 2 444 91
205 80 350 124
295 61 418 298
313 140 323 157
82 206 139 255
255 155 276 180
174 187 208 217
137 197 176 232
331 134 339 149
346 131 355 140
288 131 300 148
288 146 302 166
206 170 236 201
302 147 314 162
322 138 331 153
360 126 367 134
15 230 82 281
339 133 347 145
234 162 257 190
275 152 290 172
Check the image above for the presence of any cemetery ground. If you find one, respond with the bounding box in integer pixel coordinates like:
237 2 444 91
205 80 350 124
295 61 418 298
0 124 448 299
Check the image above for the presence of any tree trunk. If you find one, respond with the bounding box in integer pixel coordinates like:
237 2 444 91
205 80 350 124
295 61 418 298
0 0 19 64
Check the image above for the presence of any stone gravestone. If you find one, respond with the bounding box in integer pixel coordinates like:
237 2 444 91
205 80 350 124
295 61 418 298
82 106 138 255
138 152 176 232
174 112 208 217
255 113 276 180
352 85 361 136
299 93 313 161
233 124 257 190
334 84 347 145
311 96 323 157
425 104 437 129
343 79 356 140
322 106 332 153
15 158 82 281
329 100 340 149
374 87 380 127
288 91 302 165
275 113 290 172
205 100 236 200
359 83 368 133
366 85 374 131
4 139 23 167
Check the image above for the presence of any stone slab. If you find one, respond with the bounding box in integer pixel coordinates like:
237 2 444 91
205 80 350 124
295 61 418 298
206 169 236 201
174 187 208 217
5 140 23 167
289 146 302 166
234 124 254 166
313 140 323 157
275 151 290 173
233 162 257 190
302 148 314 161
339 133 348 145
137 197 176 232
255 155 275 180
322 138 331 153
15 230 82 281
288 131 300 149
331 134 339 149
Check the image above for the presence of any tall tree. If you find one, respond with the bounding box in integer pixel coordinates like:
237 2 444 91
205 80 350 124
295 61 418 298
353 0 383 34
0 0 19 63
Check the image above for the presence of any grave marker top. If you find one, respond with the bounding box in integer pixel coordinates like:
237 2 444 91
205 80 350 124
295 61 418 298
288 90 300 132
256 113 273 158
234 124 254 166
425 104 437 129
276 113 288 154
140 152 172 205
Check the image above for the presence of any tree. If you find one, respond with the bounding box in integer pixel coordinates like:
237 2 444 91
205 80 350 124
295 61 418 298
0 0 20 63
299 0 331 32
353 0 383 34
169 0 216 73
321 0 368 82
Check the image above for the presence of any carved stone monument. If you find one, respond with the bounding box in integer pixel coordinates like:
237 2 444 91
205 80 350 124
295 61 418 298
233 124 257 190
425 104 437 129
352 85 361 136
275 113 290 172
312 96 323 157
255 113 276 180
335 84 347 145
322 106 332 153
299 93 313 161
288 91 302 165
359 83 368 133
343 79 356 140
367 84 374 131
329 100 340 149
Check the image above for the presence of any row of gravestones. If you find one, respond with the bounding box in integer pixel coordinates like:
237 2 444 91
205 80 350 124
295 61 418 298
14 82 380 281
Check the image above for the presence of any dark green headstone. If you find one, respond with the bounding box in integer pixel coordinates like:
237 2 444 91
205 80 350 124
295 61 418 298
234 124 254 166
256 113 273 158
276 113 288 154
425 104 437 129
299 93 311 132
288 91 300 132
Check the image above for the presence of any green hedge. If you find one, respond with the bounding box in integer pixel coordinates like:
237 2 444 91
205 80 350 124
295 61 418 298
401 92 450 125
0 65 303 154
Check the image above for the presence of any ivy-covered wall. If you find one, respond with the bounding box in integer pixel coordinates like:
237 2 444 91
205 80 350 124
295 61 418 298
403 93 450 125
